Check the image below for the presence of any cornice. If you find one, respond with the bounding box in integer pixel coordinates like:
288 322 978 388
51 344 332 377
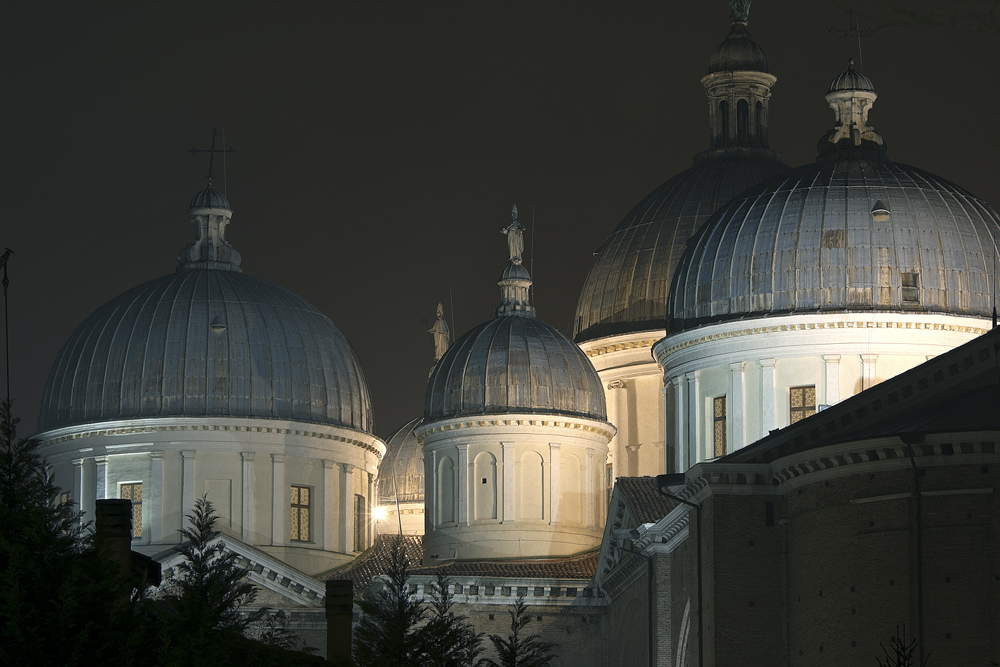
416 415 615 445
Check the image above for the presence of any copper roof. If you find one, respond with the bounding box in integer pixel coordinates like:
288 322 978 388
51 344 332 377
614 477 678 524
412 549 599 581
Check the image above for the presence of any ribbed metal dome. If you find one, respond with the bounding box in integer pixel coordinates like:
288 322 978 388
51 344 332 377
707 22 769 74
828 66 875 93
425 315 607 422
378 418 424 503
189 185 231 210
573 156 790 342
667 155 1000 333
39 269 373 433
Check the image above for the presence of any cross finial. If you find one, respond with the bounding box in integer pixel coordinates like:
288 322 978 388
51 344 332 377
828 7 871 68
190 127 236 187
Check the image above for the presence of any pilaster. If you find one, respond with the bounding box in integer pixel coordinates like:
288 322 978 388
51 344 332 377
760 358 776 438
824 354 841 406
95 455 109 500
241 452 256 544
456 443 469 527
549 442 561 526
501 442 515 524
150 451 164 544
323 460 336 551
180 450 196 521
340 463 356 553
728 361 745 452
271 454 285 546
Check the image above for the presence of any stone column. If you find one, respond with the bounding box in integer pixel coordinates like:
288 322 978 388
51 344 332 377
241 452 256 544
149 451 164 544
339 463 356 553
823 355 841 406
323 460 336 551
608 380 629 481
685 371 700 465
548 443 560 526
672 377 687 472
95 455 109 500
271 454 285 546
501 442 515 524
759 358 776 438
861 354 878 391
72 458 86 527
586 449 596 529
456 444 469 527
728 362 745 452
180 450 196 521
662 383 670 474
367 472 376 546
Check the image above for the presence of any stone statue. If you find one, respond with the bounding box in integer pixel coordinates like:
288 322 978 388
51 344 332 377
730 0 751 23
428 303 451 362
500 204 524 265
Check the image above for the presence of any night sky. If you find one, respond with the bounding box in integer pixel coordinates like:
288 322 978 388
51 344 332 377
3 1 998 440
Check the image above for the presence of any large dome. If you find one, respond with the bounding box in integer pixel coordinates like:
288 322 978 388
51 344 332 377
39 269 374 433
425 315 607 422
666 156 1000 333
573 156 789 342
378 418 424 504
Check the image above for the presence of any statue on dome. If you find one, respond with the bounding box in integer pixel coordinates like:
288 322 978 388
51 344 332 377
730 0 751 23
500 204 524 265
428 303 451 362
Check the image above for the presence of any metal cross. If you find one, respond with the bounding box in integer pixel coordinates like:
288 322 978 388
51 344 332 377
190 127 236 185
829 7 871 67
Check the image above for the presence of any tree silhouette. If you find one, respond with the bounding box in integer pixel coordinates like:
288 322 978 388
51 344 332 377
486 595 555 667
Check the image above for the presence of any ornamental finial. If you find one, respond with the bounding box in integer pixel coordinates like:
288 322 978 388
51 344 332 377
730 0 751 23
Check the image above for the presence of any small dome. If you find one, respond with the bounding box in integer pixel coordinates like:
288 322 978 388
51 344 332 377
378 418 424 504
39 270 374 433
425 315 607 422
828 64 875 93
573 156 789 342
708 22 769 74
666 157 1000 333
189 185 231 210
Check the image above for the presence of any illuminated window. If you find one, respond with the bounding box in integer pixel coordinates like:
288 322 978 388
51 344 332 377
120 482 142 539
790 386 817 424
713 396 727 458
354 494 367 552
290 485 310 542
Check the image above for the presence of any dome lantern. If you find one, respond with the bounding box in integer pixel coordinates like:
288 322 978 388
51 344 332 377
819 58 884 156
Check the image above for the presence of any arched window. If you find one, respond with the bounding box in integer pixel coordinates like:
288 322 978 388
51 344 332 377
719 101 729 144
518 451 545 520
755 101 765 146
437 455 455 525
737 99 750 144
473 451 497 521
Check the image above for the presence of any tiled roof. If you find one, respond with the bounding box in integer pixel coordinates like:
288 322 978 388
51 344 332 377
614 477 678 524
412 549 599 581
318 535 423 591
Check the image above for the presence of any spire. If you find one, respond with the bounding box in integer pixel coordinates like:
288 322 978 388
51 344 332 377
818 58 885 158
496 205 535 318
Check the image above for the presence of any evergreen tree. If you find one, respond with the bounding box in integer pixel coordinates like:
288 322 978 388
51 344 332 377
486 595 555 667
0 399 143 666
353 536 429 667
875 625 928 667
424 571 486 667
154 495 309 666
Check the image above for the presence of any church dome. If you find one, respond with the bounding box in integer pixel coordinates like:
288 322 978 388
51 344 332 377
707 22 769 74
189 185 231 210
378 418 424 504
427 206 607 423
39 269 374 433
827 65 875 93
666 71 1000 333
573 156 789 342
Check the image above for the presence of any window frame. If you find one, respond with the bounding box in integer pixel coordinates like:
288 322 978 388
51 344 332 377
119 481 143 540
789 385 817 424
290 484 312 543
713 396 727 458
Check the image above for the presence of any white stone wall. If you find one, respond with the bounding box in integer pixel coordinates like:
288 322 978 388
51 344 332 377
38 416 385 576
654 312 991 469
417 414 614 561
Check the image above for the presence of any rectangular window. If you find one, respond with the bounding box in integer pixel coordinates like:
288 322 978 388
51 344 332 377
354 494 367 552
713 396 727 458
789 385 817 424
120 482 142 539
902 272 920 303
290 485 310 542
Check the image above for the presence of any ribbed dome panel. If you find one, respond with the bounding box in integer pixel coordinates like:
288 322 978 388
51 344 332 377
425 316 606 422
573 157 789 342
39 270 373 433
667 156 1000 333
379 417 424 503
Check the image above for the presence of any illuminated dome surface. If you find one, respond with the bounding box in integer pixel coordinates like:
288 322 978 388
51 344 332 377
378 418 424 503
666 156 1000 334
39 269 373 433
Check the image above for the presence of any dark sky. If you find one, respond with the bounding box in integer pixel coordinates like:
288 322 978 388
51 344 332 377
2 1 998 439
